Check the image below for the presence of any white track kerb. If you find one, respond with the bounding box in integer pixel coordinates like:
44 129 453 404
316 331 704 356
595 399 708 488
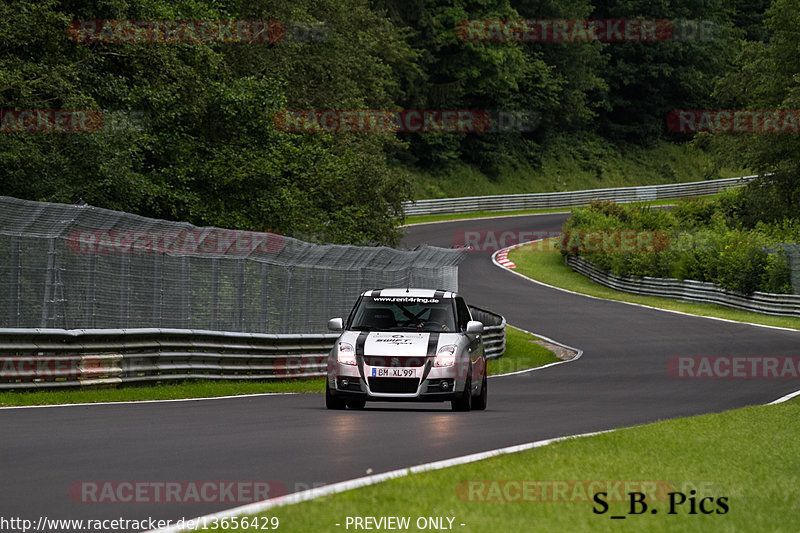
148 429 610 533
492 239 800 333
146 321 585 532
491 239 800 403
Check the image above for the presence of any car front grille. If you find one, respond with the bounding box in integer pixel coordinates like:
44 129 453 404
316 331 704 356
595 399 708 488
363 356 427 368
368 377 419 394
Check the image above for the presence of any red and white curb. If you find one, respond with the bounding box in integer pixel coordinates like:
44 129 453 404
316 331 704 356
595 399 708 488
491 239 534 270
494 249 516 268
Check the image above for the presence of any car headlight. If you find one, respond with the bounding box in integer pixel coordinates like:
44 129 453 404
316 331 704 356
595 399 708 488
337 342 357 366
434 345 457 367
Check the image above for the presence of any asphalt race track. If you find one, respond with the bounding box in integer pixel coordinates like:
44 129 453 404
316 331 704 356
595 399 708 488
1 213 798 531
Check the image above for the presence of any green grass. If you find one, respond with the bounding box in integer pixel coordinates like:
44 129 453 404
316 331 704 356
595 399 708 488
403 206 571 226
0 379 324 408
490 325 560 375
215 399 800 532
0 326 555 407
508 239 800 330
410 140 745 200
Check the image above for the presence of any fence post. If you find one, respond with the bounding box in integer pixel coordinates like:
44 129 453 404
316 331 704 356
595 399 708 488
210 258 219 330
119 252 130 328
8 236 20 328
181 255 190 328
41 237 60 328
236 259 245 331
152 252 163 328
260 262 269 333
282 266 293 334
83 248 96 328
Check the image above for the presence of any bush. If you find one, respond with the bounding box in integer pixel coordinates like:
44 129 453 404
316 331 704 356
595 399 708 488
563 197 795 295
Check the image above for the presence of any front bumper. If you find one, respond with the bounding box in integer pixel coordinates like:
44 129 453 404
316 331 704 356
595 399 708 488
328 359 466 401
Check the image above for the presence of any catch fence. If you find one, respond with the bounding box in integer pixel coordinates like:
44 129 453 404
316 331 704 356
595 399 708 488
0 196 464 334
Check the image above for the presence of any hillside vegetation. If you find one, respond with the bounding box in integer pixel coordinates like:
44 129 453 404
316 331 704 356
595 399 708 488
1 0 797 243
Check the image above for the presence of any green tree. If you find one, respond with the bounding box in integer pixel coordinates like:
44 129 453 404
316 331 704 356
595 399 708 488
708 0 800 223
373 0 562 174
0 0 410 244
592 0 739 145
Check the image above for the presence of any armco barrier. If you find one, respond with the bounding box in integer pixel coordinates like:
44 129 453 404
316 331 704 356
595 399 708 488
403 176 756 216
0 306 505 389
566 255 800 318
467 305 506 360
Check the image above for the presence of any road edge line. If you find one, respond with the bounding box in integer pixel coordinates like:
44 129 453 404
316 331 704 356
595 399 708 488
492 240 799 333
147 429 611 532
0 392 302 410
490 327 583 378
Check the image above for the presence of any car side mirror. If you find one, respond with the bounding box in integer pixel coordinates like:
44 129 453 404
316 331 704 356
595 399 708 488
466 320 483 334
327 318 344 332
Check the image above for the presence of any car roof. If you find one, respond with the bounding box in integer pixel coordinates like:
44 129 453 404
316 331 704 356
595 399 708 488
360 288 456 299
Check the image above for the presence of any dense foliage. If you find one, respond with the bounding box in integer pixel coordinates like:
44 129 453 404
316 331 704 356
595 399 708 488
0 0 411 244
561 192 798 294
0 0 793 244
703 0 800 225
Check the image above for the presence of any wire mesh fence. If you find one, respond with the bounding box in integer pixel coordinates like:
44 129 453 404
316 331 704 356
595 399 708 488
0 196 464 333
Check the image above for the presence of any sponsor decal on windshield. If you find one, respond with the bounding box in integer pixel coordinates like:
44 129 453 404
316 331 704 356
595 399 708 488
371 297 440 304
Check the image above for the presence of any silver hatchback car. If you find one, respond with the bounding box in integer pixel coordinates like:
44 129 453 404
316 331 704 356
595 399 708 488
326 288 487 411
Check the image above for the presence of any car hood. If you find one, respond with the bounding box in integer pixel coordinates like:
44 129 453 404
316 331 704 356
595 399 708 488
340 330 459 357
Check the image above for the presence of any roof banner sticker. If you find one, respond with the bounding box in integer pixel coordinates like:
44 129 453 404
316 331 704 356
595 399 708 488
371 297 441 304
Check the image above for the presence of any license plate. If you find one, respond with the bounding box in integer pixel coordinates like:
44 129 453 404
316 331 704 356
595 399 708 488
372 368 417 378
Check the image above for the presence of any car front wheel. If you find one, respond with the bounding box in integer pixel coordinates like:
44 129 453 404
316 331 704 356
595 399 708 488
451 375 472 412
326 381 347 410
472 374 487 411
346 398 366 409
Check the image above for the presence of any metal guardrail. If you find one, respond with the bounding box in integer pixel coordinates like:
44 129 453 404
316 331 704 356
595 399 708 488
566 255 800 318
0 307 506 389
0 329 339 389
403 176 757 216
468 305 506 360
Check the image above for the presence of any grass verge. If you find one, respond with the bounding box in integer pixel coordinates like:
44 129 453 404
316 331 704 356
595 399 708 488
508 239 800 330
0 379 324 408
409 140 744 200
219 400 800 532
490 325 560 375
0 327 554 407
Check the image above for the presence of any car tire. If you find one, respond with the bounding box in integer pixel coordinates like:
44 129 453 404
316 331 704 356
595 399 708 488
472 374 487 411
325 381 347 410
451 376 472 412
346 399 366 409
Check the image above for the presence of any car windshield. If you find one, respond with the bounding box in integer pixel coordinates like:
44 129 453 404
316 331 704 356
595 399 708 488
349 296 456 332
